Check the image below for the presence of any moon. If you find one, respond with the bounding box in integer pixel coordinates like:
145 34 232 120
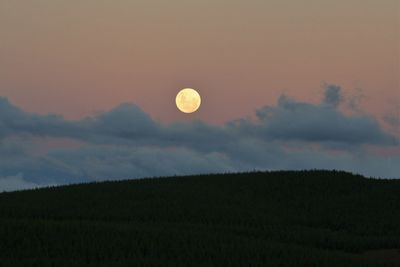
176 88 201 113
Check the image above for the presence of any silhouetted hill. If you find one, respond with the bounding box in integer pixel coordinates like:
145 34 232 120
1 170 400 266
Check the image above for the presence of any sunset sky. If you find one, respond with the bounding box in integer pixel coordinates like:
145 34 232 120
0 0 399 190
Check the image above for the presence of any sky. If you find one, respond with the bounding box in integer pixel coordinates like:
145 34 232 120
0 0 399 191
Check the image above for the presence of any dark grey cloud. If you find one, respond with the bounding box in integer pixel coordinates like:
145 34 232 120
323 84 343 107
81 103 159 141
251 86 397 145
0 97 78 138
384 111 400 130
0 84 399 191
2 86 396 148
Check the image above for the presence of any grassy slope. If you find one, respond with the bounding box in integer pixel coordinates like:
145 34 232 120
0 170 400 266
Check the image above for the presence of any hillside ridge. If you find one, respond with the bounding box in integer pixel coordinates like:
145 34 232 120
1 170 399 266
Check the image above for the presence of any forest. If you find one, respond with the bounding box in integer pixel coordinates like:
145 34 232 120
0 170 400 266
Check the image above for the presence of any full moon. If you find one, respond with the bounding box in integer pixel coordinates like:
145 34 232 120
175 88 201 113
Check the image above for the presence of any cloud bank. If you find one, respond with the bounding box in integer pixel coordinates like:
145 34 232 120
0 85 399 191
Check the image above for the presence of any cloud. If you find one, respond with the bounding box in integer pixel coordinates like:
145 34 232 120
0 97 80 139
0 84 399 190
46 145 237 181
80 103 159 142
0 174 41 192
384 107 400 136
251 86 397 145
323 84 343 107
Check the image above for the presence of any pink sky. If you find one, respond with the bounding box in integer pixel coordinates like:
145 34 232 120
0 0 399 124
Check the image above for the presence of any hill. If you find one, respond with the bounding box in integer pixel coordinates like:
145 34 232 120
0 170 400 266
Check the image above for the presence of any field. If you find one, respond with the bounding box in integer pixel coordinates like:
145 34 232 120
0 170 400 266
